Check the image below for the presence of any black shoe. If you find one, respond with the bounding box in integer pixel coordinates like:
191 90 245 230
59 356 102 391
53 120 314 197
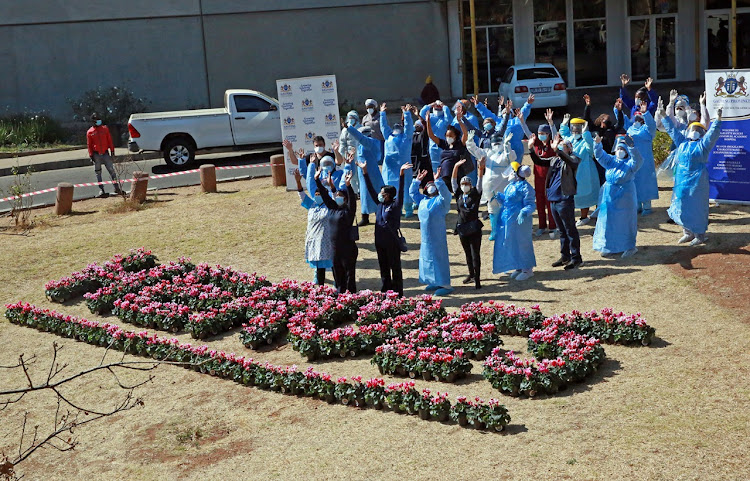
96 191 109 199
552 257 570 268
463 275 474 285
564 258 584 270
475 280 482 290
357 216 370 227
452 229 459 235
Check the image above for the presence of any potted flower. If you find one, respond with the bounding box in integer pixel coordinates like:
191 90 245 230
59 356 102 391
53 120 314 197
364 378 386 409
428 392 451 422
450 396 473 427
414 390 432 420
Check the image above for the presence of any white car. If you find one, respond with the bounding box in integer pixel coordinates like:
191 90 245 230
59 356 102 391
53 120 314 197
128 89 281 167
498 63 568 109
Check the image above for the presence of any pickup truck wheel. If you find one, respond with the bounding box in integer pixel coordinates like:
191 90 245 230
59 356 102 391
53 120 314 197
163 138 195 167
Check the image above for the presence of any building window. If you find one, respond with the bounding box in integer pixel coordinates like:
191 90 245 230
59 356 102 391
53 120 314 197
628 0 677 16
573 20 607 86
461 0 514 94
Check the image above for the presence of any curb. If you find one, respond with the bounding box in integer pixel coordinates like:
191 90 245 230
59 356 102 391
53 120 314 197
0 152 162 178
0 146 85 160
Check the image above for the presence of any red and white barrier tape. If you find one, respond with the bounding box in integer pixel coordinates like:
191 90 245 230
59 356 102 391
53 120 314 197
0 163 271 203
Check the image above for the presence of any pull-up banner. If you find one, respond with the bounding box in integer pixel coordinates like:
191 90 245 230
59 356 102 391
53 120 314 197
705 69 750 204
276 75 340 191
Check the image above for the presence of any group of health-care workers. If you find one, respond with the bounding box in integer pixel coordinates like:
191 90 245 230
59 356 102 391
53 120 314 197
282 74 724 296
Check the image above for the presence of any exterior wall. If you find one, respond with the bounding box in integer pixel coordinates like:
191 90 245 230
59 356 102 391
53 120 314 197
0 0 449 119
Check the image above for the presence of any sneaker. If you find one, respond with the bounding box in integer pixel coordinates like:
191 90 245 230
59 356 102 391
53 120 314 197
534 228 547 237
689 235 707 246
621 247 638 258
509 270 522 279
551 257 570 268
462 276 474 285
549 230 560 240
96 191 109 199
515 271 534 281
434 287 454 296
678 234 695 244
564 258 584 270
575 217 591 227
641 209 652 217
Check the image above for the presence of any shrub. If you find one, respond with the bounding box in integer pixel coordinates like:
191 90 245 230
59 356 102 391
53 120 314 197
69 86 149 126
0 113 66 147
652 131 672 166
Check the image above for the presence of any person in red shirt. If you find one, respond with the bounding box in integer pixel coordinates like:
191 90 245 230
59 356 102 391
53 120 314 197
86 113 122 197
527 113 558 238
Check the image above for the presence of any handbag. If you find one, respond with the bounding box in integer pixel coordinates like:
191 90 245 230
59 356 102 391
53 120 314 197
456 219 484 236
398 229 408 252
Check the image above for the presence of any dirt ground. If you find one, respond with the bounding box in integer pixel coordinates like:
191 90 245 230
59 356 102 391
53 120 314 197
0 174 748 481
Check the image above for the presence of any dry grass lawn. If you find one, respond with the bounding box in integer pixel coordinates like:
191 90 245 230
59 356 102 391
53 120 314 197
1 175 749 480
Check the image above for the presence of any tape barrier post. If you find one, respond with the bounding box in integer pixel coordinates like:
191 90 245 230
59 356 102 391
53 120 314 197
270 154 286 187
54 183 74 215
200 164 217 193
130 171 149 204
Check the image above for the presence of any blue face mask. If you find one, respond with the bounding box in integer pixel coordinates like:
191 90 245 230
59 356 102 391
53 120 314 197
335 196 345 206
348 118 357 127
95 120 103 126
483 123 494 132
314 196 324 205
538 133 548 142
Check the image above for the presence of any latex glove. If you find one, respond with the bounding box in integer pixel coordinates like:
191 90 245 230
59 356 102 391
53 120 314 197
669 89 678 104
467 130 476 143
717 108 723 120
700 92 707 106
657 97 666 118
562 113 571 125
517 212 526 225
593 133 602 144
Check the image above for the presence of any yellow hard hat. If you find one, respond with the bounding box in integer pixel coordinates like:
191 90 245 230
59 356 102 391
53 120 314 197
510 161 521 173
570 118 586 125
688 122 705 130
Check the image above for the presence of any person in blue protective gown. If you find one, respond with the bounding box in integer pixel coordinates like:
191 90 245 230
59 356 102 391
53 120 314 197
419 101 453 174
282 136 336 196
474 95 534 164
492 162 537 281
618 74 659 122
626 102 659 215
559 116 599 226
346 124 384 227
660 104 723 246
380 103 416 218
293 168 333 285
592 133 644 258
339 110 362 194
409 166 454 296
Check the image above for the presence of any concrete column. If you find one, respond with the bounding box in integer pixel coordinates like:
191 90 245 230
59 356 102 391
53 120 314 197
200 164 217 193
130 171 149 204
54 183 74 215
270 154 286 187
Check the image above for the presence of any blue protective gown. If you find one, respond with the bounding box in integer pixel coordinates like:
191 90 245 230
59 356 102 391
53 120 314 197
347 126 384 215
617 87 658 130
593 141 644 254
662 116 722 235
626 111 659 204
475 102 532 164
381 110 414 210
559 126 599 209
420 105 453 173
492 178 536 274
305 162 342 197
409 178 453 288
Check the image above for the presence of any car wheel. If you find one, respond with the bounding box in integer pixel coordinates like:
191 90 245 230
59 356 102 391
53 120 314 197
163 137 195 167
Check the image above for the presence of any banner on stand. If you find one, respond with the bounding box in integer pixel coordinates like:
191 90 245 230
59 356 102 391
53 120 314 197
276 75 340 191
705 69 750 204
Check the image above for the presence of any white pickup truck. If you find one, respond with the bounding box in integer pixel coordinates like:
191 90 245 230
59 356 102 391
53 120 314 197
127 89 282 166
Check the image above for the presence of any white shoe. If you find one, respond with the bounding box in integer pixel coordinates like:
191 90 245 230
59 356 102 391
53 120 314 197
549 230 560 240
575 217 591 227
678 234 695 244
515 271 534 281
689 235 707 246
621 248 638 258
509 270 522 279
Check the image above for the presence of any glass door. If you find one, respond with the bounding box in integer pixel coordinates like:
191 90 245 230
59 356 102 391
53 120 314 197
461 0 514 95
629 15 678 81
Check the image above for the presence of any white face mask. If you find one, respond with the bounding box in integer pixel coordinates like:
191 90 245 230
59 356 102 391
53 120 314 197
574 133 583 140
392 129 402 136
314 146 324 154
426 184 438 196
367 108 375 115
676 109 687 119
433 108 443 117
461 184 471 194
688 112 699 122
616 149 628 159
686 130 702 141
445 136 455 146
635 98 643 107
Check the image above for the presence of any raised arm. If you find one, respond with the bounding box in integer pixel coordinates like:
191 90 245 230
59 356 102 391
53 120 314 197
283 139 302 166
315 175 337 210
457 116 469 144
409 178 425 205
697 115 722 159
360 164 380 205
424 112 441 145
593 140 615 170
700 92 711 129
516 109 533 139
660 114 686 146
465 134 486 160
619 74 634 111
403 106 415 138
379 105 392 139
643 110 657 137
435 177 452 212
475 101 501 123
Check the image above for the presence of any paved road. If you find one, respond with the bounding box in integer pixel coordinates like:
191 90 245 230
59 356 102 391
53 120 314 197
0 149 279 212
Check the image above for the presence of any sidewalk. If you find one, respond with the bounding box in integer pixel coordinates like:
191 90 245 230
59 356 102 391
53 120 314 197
0 148 161 177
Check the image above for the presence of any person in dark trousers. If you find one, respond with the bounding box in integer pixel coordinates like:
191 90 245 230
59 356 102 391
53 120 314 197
411 115 434 188
425 109 472 193
452 158 483 289
547 136 584 270
358 159 409 296
420 75 440 106
314 164 358 294
87 113 122 197
582 94 625 185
